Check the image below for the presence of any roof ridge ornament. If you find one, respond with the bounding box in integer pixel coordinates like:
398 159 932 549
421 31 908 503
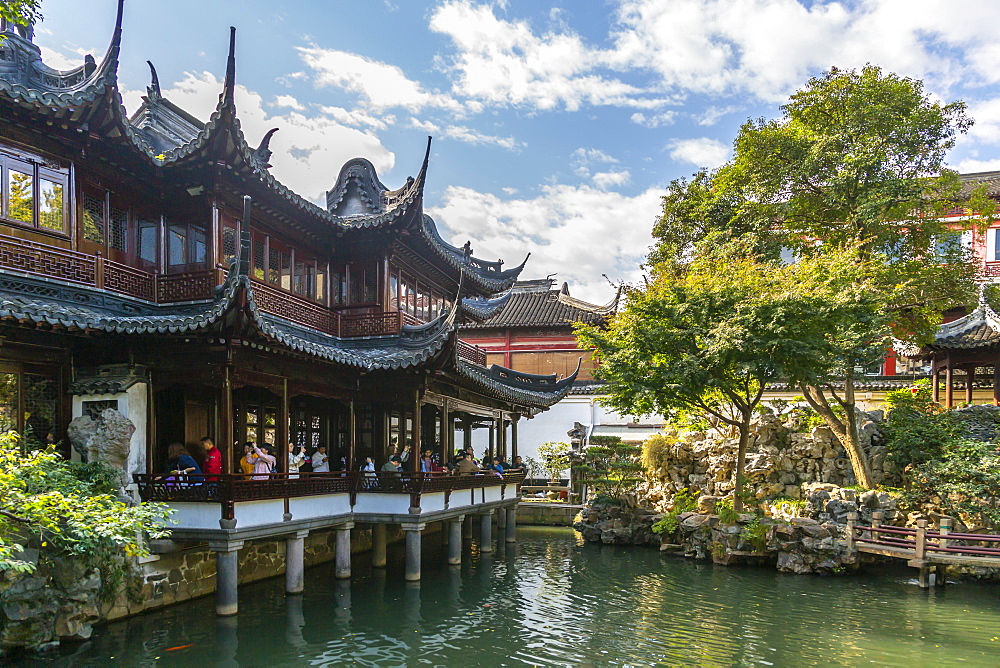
253 128 278 168
146 60 161 101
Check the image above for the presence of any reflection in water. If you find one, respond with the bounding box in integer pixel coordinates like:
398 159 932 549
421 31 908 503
31 526 1000 667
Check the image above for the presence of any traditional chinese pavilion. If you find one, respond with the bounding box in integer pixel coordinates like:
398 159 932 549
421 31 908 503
0 2 582 486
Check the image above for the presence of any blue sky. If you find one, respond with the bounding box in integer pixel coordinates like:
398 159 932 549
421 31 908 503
32 0 1000 301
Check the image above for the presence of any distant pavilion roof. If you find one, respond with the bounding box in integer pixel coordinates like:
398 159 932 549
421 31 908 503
462 278 618 329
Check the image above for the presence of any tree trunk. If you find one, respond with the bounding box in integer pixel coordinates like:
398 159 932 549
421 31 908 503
801 380 875 489
733 420 750 513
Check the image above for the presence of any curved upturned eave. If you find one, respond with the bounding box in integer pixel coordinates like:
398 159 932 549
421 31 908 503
0 0 124 115
418 214 528 293
450 358 579 411
459 288 515 321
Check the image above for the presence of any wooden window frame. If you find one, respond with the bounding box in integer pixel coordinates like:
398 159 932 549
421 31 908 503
0 146 69 237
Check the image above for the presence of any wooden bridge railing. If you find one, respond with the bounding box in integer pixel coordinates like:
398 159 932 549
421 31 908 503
847 511 1000 559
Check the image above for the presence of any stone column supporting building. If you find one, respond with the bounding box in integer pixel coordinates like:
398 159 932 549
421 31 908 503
285 530 310 594
479 510 494 553
505 506 517 543
372 523 388 568
402 523 426 581
335 522 354 579
448 516 464 565
209 540 244 616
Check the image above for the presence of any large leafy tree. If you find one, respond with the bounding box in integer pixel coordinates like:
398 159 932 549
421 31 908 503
578 246 883 510
0 1 42 38
654 65 994 489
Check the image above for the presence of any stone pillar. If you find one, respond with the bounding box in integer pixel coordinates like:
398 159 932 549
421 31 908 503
210 540 244 616
479 510 493 553
335 522 354 579
402 523 425 581
505 506 517 543
463 514 474 539
945 365 954 409
497 505 507 529
372 523 388 568
448 516 464 565
285 530 309 594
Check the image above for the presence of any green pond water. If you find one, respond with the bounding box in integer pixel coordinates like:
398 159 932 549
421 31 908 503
21 526 1000 666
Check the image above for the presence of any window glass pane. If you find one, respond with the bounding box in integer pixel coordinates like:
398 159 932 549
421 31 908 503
82 192 105 244
315 266 326 303
0 372 18 434
108 205 127 252
281 253 291 290
332 271 345 305
138 219 158 264
349 269 363 304
7 169 33 224
294 261 305 295
37 178 64 231
191 225 207 265
389 275 399 309
168 225 187 266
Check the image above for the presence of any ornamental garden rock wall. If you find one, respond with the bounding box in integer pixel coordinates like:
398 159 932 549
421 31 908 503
639 410 888 510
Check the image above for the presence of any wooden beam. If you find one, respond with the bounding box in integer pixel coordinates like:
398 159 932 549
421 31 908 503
348 398 357 473
946 365 954 409
411 390 422 473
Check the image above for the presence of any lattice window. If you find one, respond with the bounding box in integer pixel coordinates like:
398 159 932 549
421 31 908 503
269 247 281 284
82 192 105 244
23 372 59 441
252 238 265 280
83 399 118 419
222 226 238 265
108 205 128 252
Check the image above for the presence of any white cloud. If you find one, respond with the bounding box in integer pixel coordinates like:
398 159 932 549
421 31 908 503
592 170 631 189
274 95 305 111
297 45 465 114
409 118 520 150
320 105 392 131
954 158 1000 174
630 111 676 128
409 117 441 134
428 183 662 303
143 72 396 203
667 137 731 169
429 0 672 111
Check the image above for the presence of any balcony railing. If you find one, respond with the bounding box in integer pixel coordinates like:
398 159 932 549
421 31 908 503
133 470 525 524
456 340 488 366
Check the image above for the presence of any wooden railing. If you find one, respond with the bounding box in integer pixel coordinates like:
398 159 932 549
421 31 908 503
133 470 525 503
0 234 411 338
456 340 488 366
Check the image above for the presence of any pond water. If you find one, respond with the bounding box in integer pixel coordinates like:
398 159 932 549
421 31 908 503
23 526 1000 666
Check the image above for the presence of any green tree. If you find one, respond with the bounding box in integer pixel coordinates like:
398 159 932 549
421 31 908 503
0 1 41 42
0 432 172 586
574 435 645 503
536 441 571 481
655 66 994 488
579 246 875 510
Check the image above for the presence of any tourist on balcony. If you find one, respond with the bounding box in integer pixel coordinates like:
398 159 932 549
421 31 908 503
381 455 403 473
201 436 222 482
420 449 434 473
288 444 307 479
399 443 411 464
240 442 257 478
455 452 480 474
360 456 377 488
511 455 526 472
488 456 507 473
164 442 203 484
311 445 330 473
252 444 276 480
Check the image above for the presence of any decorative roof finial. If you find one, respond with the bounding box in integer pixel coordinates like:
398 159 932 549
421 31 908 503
146 60 161 101
253 128 279 168
222 26 236 105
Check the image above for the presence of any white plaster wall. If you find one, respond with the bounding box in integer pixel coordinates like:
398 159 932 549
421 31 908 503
167 501 222 530
289 494 352 521
352 493 414 515
71 384 148 496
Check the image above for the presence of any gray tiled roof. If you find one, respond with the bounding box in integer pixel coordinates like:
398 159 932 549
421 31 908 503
462 279 617 329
